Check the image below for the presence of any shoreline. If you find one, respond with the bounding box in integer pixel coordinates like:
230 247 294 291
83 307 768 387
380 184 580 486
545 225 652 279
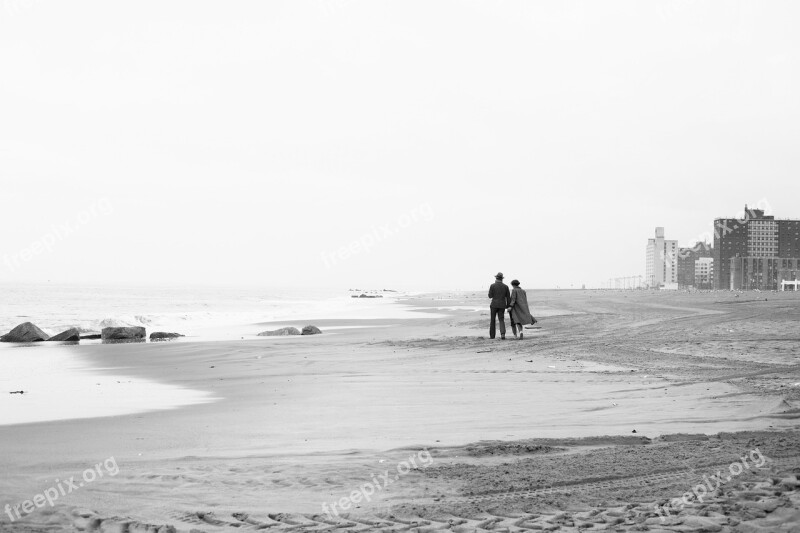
2 290 798 440
1 290 799 531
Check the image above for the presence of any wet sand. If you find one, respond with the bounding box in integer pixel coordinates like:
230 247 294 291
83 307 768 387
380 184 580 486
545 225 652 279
1 290 799 532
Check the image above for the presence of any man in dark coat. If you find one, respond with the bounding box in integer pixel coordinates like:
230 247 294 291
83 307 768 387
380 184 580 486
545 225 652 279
488 272 511 339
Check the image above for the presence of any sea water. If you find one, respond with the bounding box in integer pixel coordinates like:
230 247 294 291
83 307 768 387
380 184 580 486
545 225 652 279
0 283 422 339
0 344 217 426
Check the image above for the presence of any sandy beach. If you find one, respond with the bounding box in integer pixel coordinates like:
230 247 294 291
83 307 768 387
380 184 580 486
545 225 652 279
5 1 800 530
1 290 799 532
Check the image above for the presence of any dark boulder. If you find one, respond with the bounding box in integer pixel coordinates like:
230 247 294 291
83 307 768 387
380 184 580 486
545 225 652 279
48 328 81 342
101 326 146 342
258 327 301 336
301 325 322 335
149 332 184 340
80 334 102 340
0 322 49 342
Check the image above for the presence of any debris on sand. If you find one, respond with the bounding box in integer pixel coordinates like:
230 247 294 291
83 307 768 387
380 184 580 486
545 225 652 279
463 442 565 457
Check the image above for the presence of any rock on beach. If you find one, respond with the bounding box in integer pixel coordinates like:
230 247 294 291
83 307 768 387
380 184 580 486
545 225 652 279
48 328 81 342
258 327 301 336
0 322 50 342
149 332 184 340
101 326 146 341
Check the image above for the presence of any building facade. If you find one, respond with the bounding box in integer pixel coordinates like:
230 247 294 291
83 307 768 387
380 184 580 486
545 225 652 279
677 242 712 288
694 257 714 289
730 256 800 291
713 209 751 290
715 206 800 290
646 227 678 288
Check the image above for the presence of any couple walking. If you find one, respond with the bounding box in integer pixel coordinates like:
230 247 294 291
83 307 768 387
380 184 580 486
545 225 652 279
488 272 536 339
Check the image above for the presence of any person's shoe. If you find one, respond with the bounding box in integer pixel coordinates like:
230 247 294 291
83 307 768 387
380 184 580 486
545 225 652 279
501 335 506 340
520 332 524 340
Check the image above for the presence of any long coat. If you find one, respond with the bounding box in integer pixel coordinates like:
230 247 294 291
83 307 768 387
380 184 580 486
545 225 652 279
509 287 535 325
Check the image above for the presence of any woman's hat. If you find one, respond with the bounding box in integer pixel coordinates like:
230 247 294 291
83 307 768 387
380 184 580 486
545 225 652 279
511 279 520 286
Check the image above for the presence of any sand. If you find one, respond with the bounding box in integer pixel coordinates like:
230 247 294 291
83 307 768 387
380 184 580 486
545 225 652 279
1 290 799 532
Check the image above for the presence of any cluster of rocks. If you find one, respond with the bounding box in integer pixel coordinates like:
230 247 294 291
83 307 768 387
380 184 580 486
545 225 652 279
0 322 184 343
351 294 383 298
258 325 322 336
1 322 322 343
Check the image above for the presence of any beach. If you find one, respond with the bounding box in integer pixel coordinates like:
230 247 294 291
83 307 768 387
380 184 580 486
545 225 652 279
4 1 800 531
1 290 799 532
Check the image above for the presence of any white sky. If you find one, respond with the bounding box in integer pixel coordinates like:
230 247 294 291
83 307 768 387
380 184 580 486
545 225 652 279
1 1 798 291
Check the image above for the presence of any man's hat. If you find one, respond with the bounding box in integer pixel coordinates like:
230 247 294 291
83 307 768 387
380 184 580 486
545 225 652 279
495 272 504 279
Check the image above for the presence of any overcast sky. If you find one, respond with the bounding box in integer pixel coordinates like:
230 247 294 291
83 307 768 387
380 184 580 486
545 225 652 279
1 1 798 291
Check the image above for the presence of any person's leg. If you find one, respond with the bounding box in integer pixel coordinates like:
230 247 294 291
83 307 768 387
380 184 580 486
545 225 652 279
489 308 497 339
517 323 524 339
508 309 517 338
498 308 506 339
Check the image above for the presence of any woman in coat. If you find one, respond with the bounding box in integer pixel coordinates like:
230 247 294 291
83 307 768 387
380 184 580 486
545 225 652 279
508 279 536 339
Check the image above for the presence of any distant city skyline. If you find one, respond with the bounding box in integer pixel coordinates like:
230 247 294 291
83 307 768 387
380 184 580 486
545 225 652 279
643 202 800 291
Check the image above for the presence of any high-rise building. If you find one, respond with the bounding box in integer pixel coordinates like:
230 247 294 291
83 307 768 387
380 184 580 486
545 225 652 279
646 227 678 288
714 206 800 290
713 210 751 290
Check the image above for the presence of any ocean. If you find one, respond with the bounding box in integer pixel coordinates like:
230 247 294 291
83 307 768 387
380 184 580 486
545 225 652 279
0 283 421 341
0 283 428 426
